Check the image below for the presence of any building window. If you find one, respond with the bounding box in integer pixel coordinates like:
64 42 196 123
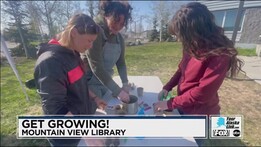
212 11 224 27
212 9 245 32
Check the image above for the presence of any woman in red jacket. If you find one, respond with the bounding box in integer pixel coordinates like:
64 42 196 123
154 3 243 146
154 2 243 116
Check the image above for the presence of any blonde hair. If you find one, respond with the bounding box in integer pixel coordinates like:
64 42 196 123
58 13 99 49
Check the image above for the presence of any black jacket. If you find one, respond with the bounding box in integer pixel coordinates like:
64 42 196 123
34 41 92 115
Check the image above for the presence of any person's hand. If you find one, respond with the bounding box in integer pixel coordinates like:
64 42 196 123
153 101 168 112
84 138 105 146
122 83 131 93
94 97 107 110
118 90 130 103
158 89 168 101
65 111 73 116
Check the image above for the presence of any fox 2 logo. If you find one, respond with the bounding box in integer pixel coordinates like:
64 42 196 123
213 130 230 136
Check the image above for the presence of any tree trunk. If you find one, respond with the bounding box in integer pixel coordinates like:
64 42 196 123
10 3 29 58
43 1 53 38
17 26 29 58
159 19 162 42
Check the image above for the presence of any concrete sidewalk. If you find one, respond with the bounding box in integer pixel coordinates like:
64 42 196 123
238 56 261 85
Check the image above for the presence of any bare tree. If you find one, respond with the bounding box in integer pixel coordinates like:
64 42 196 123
33 1 59 37
151 1 187 42
2 1 29 58
150 13 159 42
55 1 83 32
54 1 72 32
86 1 98 19
59 1 81 21
25 1 83 39
128 2 140 38
1 1 8 32
152 1 172 42
73 1 84 14
64 1 75 21
168 1 188 19
25 1 44 41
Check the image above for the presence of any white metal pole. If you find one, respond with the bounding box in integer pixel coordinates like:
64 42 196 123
1 35 30 101
232 0 245 43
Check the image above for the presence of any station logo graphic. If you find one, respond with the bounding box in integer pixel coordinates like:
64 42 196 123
210 116 242 139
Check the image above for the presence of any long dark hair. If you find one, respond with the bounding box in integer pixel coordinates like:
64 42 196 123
99 0 132 28
168 2 243 78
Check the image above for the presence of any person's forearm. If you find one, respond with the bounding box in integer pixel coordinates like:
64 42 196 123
163 70 181 91
117 65 128 84
117 34 128 84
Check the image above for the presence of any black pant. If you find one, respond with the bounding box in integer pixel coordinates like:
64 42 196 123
177 109 219 147
48 138 81 147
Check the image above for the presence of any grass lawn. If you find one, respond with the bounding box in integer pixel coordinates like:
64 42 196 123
1 42 260 146
237 48 257 56
1 58 49 146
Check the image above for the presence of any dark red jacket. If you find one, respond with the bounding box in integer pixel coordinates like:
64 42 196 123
164 52 230 115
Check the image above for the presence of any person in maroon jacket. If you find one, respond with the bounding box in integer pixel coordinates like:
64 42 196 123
154 3 244 146
154 2 243 116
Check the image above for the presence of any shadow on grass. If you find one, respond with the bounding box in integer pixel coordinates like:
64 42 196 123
0 134 49 147
203 138 248 146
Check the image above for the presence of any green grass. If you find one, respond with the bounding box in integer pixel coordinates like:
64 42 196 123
237 48 256 56
0 42 259 146
1 58 49 146
30 41 41 46
125 42 182 84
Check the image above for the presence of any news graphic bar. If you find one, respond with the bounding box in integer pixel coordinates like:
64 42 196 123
18 116 207 139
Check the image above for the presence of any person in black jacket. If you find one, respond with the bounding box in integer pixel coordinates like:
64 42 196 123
34 13 106 147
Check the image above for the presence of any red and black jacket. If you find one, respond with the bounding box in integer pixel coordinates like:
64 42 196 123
34 39 92 115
